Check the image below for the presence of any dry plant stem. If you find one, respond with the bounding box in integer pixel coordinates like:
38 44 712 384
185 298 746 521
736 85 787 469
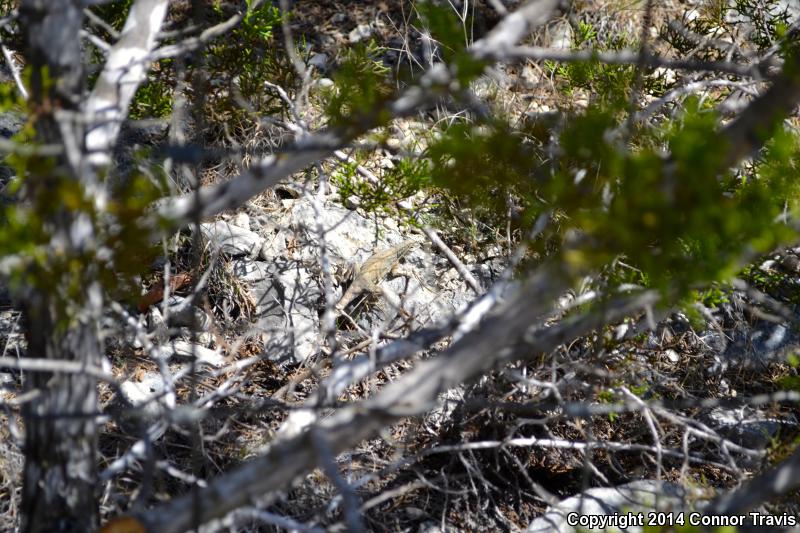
500 448 559 505
517 389 800 417
81 29 111 54
0 311 22 360
159 256 173 326
620 387 663 481
107 301 179 448
223 508 324 533
631 0 655 107
83 7 119 39
279 0 308 90
0 138 63 157
719 31 800 167
271 357 331 402
649 406 763 460
731 277 800 325
421 227 482 294
666 20 748 60
0 11 16 30
167 255 217 315
274 317 454 405
310 166 338 352
315 279 512 406
358 480 429 514
312 428 363 533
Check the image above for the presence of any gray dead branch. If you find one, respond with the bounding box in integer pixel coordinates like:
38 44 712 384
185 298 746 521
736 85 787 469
6 0 800 530
134 259 656 531
706 445 800 516
84 0 169 168
154 0 561 230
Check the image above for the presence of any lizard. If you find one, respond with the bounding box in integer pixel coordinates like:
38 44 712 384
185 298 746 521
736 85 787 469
272 241 415 402
333 240 416 317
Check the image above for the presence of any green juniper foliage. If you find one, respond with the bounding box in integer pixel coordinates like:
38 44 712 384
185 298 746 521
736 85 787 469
732 0 792 50
130 77 174 120
90 0 133 33
106 1 292 126
545 21 648 106
0 0 295 326
426 97 800 298
326 3 800 309
333 155 432 216
205 1 288 113
2 0 800 324
414 2 486 84
426 119 546 226
323 41 395 128
0 71 169 322
663 0 792 57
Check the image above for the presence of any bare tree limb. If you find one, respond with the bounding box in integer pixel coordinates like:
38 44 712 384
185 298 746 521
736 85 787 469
84 0 169 167
128 263 655 532
151 9 244 61
1 43 27 100
0 356 116 383
718 31 800 168
706 446 800 515
154 0 561 229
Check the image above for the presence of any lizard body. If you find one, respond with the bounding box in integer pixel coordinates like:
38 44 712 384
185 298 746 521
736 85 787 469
334 241 415 315
272 241 415 402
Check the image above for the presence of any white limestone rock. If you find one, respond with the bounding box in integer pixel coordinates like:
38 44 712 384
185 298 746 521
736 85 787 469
199 220 263 257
